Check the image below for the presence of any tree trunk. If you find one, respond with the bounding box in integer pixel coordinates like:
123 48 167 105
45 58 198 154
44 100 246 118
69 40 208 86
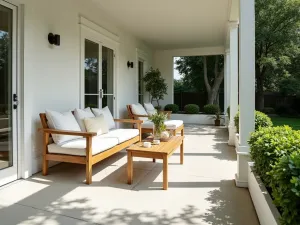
204 56 224 104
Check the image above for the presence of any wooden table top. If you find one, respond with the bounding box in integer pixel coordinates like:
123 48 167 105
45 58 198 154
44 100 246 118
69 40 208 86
126 136 184 154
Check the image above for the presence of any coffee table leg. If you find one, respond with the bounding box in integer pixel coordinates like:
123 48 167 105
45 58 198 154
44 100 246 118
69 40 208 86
127 152 133 185
163 155 168 190
153 158 156 163
180 139 184 165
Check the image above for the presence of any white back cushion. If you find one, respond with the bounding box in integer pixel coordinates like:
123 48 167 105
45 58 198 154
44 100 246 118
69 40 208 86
131 103 148 121
74 108 95 131
45 110 81 145
92 106 115 130
84 115 109 135
144 103 155 111
144 103 157 115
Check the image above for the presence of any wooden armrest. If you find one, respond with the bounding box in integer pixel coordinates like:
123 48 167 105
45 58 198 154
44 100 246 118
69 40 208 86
133 114 149 118
38 128 97 137
114 119 143 124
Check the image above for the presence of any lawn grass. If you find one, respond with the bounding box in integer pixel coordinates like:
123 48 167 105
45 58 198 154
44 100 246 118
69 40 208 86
271 117 300 130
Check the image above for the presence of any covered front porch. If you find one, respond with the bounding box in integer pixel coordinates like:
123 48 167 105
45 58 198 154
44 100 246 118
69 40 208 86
0 125 259 224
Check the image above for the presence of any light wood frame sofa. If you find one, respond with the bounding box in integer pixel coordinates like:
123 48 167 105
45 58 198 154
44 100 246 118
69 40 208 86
39 113 142 184
127 104 184 136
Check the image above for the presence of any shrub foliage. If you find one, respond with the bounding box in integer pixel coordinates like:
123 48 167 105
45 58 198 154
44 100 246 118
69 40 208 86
249 126 300 186
235 110 273 133
184 104 200 114
203 104 220 114
164 104 179 113
269 151 300 225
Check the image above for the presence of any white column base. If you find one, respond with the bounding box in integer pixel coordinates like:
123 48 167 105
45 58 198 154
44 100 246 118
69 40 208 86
235 147 251 188
228 123 236 146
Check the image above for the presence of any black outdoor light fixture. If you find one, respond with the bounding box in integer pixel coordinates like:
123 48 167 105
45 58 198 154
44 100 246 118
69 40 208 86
48 33 60 46
127 61 134 68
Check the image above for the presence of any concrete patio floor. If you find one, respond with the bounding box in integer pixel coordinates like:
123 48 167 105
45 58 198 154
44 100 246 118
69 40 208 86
0 125 259 225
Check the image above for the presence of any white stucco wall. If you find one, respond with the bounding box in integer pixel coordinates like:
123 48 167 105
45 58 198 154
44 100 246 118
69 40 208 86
9 0 153 176
153 46 225 108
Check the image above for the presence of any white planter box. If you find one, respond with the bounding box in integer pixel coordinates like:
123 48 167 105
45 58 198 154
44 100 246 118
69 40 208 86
248 163 281 225
170 113 224 125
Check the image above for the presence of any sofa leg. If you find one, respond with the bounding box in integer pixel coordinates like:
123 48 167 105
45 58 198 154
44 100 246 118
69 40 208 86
42 158 48 176
86 163 92 185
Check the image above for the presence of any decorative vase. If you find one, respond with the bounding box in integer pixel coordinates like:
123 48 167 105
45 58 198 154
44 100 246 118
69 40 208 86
215 119 221 126
154 125 162 140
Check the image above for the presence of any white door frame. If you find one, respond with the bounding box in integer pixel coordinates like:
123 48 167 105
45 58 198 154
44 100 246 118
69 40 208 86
136 48 148 103
79 17 119 117
0 0 19 186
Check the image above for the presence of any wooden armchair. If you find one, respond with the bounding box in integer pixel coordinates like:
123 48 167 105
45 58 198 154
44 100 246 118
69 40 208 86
126 105 184 136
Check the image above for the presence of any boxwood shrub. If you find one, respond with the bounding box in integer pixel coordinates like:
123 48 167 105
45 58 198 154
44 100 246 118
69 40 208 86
164 104 179 113
184 104 199 114
203 104 220 114
234 110 273 133
249 126 300 186
269 151 300 225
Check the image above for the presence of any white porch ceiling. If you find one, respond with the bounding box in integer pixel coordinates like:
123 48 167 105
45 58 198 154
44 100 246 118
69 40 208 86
92 0 231 50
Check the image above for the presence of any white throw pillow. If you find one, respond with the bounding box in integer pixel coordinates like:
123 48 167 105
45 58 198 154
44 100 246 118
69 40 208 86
131 103 148 121
45 110 81 145
74 108 95 131
92 106 115 130
144 103 157 115
84 115 109 136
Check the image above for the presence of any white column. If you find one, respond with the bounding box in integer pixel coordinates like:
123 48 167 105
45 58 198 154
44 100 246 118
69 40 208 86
225 50 230 125
228 22 239 146
235 0 255 187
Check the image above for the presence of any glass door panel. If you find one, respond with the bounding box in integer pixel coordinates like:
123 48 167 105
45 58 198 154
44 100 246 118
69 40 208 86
101 46 114 115
84 39 99 108
0 1 18 186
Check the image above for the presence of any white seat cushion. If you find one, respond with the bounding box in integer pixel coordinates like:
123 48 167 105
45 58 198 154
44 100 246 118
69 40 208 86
74 108 95 131
48 136 118 156
99 129 139 144
131 103 148 121
92 106 115 130
45 110 81 145
137 120 183 130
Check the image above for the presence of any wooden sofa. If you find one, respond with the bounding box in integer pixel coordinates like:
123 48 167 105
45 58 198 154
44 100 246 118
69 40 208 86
127 105 184 136
39 113 142 184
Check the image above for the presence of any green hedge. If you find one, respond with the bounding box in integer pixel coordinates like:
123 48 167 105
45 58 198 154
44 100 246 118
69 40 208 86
203 104 220 114
235 110 273 133
164 104 179 113
184 104 199 114
249 126 300 186
269 151 300 225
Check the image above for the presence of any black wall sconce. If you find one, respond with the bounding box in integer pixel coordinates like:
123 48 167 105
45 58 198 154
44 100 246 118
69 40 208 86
127 61 134 68
48 33 60 46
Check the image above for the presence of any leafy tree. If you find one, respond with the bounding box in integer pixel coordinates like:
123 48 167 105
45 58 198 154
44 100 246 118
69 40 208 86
255 0 300 109
143 67 168 106
175 55 224 104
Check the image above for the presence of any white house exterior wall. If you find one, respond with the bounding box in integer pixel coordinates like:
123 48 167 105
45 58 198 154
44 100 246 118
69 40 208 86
8 0 153 177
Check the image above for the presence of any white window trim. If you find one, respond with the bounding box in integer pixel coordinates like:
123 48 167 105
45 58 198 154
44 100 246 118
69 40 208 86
136 48 148 103
79 16 120 118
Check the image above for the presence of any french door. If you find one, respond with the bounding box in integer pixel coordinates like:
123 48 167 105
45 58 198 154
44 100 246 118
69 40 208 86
81 31 115 115
0 0 18 186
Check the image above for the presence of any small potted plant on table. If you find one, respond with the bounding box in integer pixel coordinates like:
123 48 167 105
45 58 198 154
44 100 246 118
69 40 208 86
149 112 168 140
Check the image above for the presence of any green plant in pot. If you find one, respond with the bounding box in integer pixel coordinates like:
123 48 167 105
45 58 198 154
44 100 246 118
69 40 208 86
149 112 167 140
209 110 223 126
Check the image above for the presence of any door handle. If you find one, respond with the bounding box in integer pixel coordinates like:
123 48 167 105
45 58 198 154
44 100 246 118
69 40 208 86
99 89 104 98
13 94 18 110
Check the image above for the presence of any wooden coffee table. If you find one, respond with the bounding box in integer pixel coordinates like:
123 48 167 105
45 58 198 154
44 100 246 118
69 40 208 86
126 136 184 190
